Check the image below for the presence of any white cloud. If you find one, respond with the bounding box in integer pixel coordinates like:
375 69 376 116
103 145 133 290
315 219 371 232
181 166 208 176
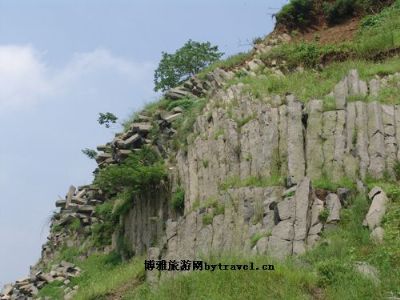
0 45 155 112
0 45 51 111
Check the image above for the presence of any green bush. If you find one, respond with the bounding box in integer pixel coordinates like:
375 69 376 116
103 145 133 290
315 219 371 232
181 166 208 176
171 187 185 211
323 0 355 25
275 0 314 29
94 147 166 197
92 148 166 246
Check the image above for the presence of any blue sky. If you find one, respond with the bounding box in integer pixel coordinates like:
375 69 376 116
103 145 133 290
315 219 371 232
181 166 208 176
0 0 286 286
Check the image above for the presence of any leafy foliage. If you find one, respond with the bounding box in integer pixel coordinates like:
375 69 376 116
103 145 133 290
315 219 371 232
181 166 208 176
92 147 166 246
171 187 185 211
98 112 118 128
154 40 223 92
275 0 314 29
81 148 98 159
94 147 166 197
323 0 356 24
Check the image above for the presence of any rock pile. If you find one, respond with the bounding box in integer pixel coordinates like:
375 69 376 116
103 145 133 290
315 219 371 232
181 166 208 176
0 261 80 300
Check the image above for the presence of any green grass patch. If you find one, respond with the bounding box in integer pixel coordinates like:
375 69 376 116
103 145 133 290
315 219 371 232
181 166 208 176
71 253 144 300
126 255 317 300
312 175 355 192
37 280 65 299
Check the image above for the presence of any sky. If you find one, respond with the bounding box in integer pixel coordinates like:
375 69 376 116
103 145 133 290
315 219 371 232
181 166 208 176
0 0 287 286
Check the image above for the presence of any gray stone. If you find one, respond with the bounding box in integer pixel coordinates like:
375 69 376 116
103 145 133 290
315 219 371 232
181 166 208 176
55 200 66 208
364 187 388 230
287 100 305 182
293 177 312 241
370 226 384 244
277 198 294 221
164 113 182 123
369 79 380 97
165 87 192 100
354 262 380 285
147 247 161 286
1 285 13 296
117 133 141 149
131 123 152 134
334 79 348 110
65 186 76 208
325 193 341 223
271 220 294 240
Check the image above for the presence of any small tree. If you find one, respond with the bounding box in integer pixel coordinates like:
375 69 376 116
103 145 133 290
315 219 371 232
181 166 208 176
98 112 118 128
154 40 223 92
82 148 98 159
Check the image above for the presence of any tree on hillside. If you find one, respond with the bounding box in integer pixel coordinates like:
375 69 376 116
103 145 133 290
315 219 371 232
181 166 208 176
98 112 118 128
154 40 224 92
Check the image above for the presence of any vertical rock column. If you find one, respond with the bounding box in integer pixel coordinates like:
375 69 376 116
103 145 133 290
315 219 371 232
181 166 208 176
367 102 386 179
287 98 305 183
305 100 323 180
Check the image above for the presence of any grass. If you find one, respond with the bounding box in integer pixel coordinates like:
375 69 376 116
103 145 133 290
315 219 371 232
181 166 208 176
170 98 207 152
313 175 355 191
126 255 317 300
37 281 65 299
197 52 253 80
37 252 145 300
227 56 400 105
72 254 144 300
119 192 400 299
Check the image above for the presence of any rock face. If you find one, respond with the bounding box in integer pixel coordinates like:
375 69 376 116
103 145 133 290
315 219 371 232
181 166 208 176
2 28 399 294
161 177 334 261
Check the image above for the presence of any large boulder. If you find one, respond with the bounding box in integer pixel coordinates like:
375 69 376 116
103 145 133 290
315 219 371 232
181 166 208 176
363 187 388 230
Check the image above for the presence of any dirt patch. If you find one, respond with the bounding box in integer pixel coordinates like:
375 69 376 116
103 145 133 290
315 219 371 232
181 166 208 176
105 277 143 300
296 18 360 45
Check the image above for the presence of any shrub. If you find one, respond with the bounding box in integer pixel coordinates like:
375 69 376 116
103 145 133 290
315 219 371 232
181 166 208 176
275 0 314 29
171 187 185 211
319 208 330 223
81 148 98 159
323 0 355 25
94 147 166 197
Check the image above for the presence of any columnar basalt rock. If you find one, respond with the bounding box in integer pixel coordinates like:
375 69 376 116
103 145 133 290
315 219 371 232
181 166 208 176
3 27 400 295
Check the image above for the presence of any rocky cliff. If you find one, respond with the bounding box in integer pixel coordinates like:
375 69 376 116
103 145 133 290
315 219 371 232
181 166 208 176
2 20 400 300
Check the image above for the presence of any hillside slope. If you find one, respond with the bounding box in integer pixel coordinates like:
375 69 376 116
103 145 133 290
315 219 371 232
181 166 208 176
2 1 400 300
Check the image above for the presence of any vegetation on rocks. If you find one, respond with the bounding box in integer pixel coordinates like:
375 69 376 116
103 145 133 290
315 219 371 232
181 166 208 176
91 147 166 246
154 40 223 92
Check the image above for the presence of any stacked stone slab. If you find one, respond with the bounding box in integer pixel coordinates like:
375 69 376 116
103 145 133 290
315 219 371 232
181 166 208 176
0 262 80 300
